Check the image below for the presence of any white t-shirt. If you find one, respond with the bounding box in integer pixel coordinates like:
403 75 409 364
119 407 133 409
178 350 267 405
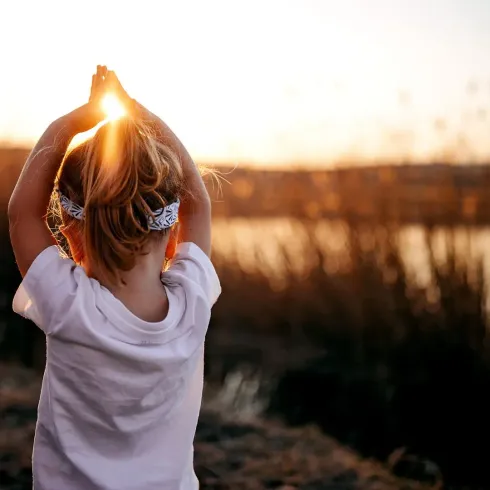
13 242 221 490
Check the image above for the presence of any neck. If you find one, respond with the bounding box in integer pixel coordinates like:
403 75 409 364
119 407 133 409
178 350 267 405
82 236 169 293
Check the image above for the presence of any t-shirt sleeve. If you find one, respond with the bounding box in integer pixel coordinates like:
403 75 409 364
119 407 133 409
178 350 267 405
12 245 81 335
166 242 221 306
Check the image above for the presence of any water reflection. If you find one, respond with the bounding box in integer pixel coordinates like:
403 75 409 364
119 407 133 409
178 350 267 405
213 217 490 293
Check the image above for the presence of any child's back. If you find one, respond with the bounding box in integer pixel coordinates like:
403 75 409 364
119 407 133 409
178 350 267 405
8 68 220 490
14 242 219 489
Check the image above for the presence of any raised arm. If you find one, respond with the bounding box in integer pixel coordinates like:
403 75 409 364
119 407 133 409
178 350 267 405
8 122 70 276
106 71 212 257
8 67 107 276
139 106 212 257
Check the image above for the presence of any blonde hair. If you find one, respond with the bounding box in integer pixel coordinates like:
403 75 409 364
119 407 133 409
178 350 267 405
52 118 185 285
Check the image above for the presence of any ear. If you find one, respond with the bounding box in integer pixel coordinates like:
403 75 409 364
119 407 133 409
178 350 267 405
61 222 85 264
71 242 85 265
165 224 179 261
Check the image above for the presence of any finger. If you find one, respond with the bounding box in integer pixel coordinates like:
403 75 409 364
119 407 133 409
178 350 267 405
97 66 104 84
89 74 97 101
107 71 124 94
101 65 108 78
93 65 105 96
105 71 116 90
96 66 103 86
107 70 119 83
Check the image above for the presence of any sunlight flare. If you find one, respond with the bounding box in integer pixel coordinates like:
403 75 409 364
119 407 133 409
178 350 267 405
68 121 105 150
101 94 126 121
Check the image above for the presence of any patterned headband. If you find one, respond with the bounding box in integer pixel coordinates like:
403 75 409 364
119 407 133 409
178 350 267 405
55 188 179 231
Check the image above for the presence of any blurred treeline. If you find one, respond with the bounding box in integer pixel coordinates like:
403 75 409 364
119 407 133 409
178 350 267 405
4 148 490 224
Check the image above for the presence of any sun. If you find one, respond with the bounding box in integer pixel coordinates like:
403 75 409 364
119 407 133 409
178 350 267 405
68 93 126 150
101 93 126 120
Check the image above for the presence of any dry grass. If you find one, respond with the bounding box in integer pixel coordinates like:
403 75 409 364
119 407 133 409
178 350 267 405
208 221 490 488
0 363 437 490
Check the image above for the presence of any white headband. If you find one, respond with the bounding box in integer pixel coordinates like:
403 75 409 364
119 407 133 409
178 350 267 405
56 188 179 231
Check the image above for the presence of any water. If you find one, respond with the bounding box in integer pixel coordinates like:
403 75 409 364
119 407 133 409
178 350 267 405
213 217 490 290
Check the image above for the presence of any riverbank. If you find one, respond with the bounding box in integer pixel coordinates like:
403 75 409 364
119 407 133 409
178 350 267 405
0 363 435 490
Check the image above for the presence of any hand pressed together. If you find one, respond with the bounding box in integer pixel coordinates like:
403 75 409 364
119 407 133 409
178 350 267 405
61 66 143 136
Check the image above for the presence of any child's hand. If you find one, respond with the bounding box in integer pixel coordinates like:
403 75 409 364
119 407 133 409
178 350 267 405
105 70 135 113
89 65 108 104
106 70 164 123
58 65 107 135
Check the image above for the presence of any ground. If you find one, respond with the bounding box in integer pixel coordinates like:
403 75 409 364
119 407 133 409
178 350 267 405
0 364 434 490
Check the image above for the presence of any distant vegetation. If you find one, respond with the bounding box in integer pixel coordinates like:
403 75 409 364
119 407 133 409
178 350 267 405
2 147 490 224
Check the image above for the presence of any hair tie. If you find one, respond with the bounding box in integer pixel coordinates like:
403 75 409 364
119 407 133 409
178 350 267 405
55 187 179 231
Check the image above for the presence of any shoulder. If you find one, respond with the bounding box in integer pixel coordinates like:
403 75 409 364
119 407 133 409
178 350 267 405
13 245 93 334
163 242 221 307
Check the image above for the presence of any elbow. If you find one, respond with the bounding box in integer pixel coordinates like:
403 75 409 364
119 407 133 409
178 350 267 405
199 192 212 218
180 192 211 219
7 196 34 225
191 188 211 211
201 192 211 210
8 192 48 224
7 195 20 222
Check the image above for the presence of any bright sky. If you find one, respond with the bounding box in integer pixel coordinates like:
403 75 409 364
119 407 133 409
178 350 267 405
1 0 490 166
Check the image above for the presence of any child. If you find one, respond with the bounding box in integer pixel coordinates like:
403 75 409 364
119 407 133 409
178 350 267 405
8 66 221 490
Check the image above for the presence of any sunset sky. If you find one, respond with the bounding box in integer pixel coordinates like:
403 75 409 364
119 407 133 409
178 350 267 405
1 0 490 166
